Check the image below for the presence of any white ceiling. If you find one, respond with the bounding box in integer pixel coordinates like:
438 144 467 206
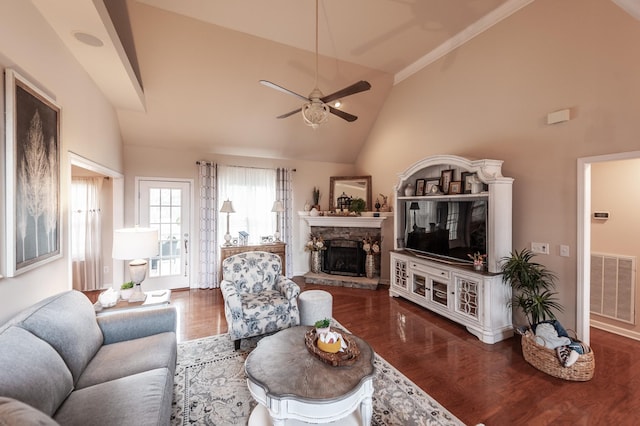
32 0 544 163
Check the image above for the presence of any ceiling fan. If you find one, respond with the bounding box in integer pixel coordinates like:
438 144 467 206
260 0 371 128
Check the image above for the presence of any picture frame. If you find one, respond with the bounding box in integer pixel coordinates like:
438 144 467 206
415 179 426 196
461 172 475 194
425 178 441 195
449 181 462 195
440 169 454 194
5 69 62 277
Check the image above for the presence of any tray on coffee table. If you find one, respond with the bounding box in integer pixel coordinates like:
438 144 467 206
304 328 360 367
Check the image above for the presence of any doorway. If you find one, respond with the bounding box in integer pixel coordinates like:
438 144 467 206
577 150 640 345
136 178 193 290
69 153 124 291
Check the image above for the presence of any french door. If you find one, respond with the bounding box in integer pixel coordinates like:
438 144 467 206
137 179 192 290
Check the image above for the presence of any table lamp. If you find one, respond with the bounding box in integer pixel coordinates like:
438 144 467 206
271 200 285 242
409 202 420 232
112 227 159 302
220 200 235 246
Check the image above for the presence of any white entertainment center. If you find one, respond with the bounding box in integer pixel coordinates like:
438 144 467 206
389 155 514 344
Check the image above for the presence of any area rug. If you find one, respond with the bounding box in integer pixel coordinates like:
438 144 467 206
171 332 464 426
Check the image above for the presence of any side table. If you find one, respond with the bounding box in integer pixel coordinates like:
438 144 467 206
245 326 375 425
95 289 171 314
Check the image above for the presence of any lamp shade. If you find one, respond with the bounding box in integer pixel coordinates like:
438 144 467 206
112 227 159 260
271 200 285 212
220 200 235 213
409 202 420 210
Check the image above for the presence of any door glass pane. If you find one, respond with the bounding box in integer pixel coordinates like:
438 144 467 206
149 186 183 278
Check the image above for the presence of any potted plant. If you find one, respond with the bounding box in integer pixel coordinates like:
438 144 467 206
314 318 331 335
349 198 366 215
120 281 135 301
500 248 563 329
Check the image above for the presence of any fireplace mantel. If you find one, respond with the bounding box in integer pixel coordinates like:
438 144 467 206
300 213 388 228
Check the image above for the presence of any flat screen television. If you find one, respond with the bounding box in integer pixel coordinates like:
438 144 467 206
403 198 487 264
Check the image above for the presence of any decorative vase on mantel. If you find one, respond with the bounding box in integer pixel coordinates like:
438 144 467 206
310 251 322 274
365 254 375 279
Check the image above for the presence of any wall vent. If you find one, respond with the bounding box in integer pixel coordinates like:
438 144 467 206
590 253 636 324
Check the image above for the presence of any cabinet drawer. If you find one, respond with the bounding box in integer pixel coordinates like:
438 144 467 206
410 262 449 279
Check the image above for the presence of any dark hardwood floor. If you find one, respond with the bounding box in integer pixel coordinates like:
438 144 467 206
94 281 640 425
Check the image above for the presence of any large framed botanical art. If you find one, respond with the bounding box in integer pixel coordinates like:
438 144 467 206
5 69 61 276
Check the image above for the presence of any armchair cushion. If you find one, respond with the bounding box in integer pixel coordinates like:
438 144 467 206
221 251 300 343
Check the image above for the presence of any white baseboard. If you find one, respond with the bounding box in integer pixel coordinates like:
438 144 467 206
591 320 640 342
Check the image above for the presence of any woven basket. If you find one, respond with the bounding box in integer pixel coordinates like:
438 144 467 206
521 331 595 381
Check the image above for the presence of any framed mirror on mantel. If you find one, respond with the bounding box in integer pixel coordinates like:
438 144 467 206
329 175 372 211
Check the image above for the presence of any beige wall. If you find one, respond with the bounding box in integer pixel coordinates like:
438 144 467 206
356 0 640 329
123 145 363 281
0 0 123 323
591 159 640 333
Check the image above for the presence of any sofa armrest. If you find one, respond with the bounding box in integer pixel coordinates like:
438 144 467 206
97 305 177 345
276 276 301 301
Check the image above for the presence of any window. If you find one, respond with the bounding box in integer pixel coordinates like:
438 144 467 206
217 166 277 245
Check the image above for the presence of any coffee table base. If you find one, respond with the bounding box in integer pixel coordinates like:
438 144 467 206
247 377 373 425
248 404 362 426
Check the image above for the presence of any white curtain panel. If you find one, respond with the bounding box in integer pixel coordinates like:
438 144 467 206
217 165 276 244
277 168 293 277
71 177 103 291
198 161 219 289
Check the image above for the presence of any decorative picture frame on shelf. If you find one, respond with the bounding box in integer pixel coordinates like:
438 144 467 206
4 69 62 277
461 172 475 194
415 179 426 196
426 179 441 195
440 169 454 194
449 181 462 195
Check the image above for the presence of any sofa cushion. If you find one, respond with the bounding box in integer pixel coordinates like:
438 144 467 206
54 369 173 426
0 327 73 416
0 397 60 425
76 332 177 389
242 289 291 321
18 291 103 384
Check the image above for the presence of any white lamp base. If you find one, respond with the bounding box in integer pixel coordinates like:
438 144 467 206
128 284 146 302
224 232 233 246
128 259 148 302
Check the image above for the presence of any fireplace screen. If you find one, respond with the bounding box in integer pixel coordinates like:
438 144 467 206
322 239 365 276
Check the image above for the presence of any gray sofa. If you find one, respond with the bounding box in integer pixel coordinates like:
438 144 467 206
0 290 177 425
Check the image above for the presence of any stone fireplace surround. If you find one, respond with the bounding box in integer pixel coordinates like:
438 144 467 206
314 226 380 277
301 215 387 289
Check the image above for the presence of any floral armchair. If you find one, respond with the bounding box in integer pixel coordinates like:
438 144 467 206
220 251 300 350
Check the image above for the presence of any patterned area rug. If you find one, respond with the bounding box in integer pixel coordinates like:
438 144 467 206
171 331 464 426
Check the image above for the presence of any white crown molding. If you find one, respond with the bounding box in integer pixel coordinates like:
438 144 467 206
394 0 536 85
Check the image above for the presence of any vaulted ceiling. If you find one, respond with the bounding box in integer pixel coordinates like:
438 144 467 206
33 0 545 163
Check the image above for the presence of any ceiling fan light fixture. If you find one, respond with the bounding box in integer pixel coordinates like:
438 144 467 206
302 100 330 129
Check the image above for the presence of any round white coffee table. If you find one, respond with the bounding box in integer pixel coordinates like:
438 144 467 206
245 326 375 425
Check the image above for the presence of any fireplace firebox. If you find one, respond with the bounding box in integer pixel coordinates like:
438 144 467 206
322 239 365 276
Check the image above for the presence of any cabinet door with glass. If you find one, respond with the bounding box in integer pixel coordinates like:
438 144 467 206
453 274 482 325
390 253 408 292
429 277 450 309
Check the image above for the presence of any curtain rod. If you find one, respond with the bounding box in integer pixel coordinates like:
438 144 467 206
196 161 296 172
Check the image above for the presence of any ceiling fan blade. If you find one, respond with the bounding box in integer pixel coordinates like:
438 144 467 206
321 80 371 104
277 108 302 119
260 80 309 102
329 106 358 122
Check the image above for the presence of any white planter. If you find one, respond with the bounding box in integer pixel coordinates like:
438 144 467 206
120 288 134 300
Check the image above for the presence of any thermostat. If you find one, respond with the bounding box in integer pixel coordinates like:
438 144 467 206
593 211 609 220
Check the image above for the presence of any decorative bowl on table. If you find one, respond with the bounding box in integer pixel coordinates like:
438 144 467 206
317 335 341 353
